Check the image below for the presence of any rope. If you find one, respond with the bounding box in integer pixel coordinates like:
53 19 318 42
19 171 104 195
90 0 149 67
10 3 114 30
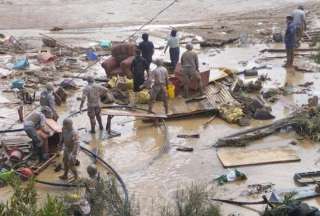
128 0 178 40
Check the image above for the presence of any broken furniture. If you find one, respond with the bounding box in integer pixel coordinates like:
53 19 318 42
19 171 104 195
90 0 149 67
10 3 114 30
101 43 136 78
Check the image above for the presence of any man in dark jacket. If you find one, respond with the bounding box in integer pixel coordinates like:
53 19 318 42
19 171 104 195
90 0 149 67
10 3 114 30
131 49 149 93
284 15 296 68
138 33 154 69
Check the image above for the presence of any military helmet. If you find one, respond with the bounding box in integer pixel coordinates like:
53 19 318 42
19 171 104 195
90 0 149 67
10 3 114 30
46 83 54 92
87 76 94 83
87 164 97 177
63 118 73 127
186 43 193 50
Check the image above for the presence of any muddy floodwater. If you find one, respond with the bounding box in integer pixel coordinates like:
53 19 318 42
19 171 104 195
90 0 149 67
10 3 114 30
0 0 316 29
1 23 320 216
1 0 320 215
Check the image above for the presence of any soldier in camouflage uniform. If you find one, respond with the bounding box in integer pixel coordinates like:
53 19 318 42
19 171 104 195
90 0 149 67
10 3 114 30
80 76 110 134
84 164 103 216
59 118 80 180
23 106 52 161
40 83 58 120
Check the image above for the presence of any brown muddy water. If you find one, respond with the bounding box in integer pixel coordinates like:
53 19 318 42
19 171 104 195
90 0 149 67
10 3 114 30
1 25 320 216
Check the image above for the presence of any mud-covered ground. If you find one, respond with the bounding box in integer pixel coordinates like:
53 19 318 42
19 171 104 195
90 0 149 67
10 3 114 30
1 1 320 216
0 0 318 30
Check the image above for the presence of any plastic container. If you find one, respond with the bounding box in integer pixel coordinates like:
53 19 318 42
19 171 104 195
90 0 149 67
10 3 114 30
167 83 175 99
100 40 112 49
13 57 29 70
86 50 98 61
11 79 25 89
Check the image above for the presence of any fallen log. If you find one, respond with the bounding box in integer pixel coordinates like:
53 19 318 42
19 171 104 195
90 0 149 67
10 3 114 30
215 117 295 147
200 37 239 48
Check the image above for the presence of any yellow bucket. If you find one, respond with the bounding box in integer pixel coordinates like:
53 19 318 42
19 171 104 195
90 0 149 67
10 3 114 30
167 83 175 99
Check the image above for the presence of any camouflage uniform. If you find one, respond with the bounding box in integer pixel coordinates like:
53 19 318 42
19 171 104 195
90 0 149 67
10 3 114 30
181 45 204 97
59 120 80 180
80 82 109 133
84 165 103 216
40 90 58 120
148 64 169 114
24 111 46 160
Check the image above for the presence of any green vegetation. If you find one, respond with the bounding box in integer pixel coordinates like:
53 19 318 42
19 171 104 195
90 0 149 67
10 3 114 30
0 176 67 216
0 176 220 216
160 184 221 216
292 107 320 142
312 37 320 64
87 177 139 216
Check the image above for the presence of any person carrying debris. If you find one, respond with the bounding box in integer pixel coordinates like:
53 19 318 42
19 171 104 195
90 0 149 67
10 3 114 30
23 106 52 161
80 76 110 133
138 33 154 69
148 59 169 114
164 29 180 70
40 83 58 120
284 15 296 68
59 118 79 180
291 5 306 47
181 43 204 97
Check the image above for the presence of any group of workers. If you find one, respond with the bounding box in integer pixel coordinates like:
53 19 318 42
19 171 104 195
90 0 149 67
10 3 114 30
285 5 306 67
22 27 208 182
23 83 80 180
131 30 204 113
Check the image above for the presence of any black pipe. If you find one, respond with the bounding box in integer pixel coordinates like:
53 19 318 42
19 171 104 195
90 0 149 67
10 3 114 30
28 146 129 206
0 128 24 134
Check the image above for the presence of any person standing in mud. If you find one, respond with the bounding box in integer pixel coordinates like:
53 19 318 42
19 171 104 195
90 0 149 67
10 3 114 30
164 29 180 70
181 43 204 98
131 49 149 105
284 15 296 68
84 164 103 216
138 33 154 69
23 107 51 161
291 5 306 47
40 83 58 120
59 118 79 180
80 76 109 133
148 59 169 114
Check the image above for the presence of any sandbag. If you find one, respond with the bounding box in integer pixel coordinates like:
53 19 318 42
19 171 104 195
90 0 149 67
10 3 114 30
136 89 150 104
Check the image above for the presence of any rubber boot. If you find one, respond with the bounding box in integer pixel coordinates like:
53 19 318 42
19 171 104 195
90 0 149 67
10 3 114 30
89 118 96 134
96 114 103 130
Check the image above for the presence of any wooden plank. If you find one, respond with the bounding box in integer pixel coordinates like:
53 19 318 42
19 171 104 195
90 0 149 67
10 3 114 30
217 147 300 168
101 109 167 118
46 119 62 133
260 48 318 53
270 185 320 202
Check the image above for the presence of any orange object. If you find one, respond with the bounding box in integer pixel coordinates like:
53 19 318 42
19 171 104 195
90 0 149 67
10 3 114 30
17 167 33 180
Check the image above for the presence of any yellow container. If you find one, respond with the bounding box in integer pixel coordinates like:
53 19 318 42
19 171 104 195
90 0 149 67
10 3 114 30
167 83 175 99
126 78 134 90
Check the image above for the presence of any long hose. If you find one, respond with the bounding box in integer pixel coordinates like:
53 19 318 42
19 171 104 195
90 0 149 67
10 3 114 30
4 105 167 207
32 146 129 205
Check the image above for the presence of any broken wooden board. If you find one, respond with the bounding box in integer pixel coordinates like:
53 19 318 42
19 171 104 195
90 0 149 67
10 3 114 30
269 185 320 203
209 68 232 82
101 109 167 118
46 119 62 133
217 147 300 168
